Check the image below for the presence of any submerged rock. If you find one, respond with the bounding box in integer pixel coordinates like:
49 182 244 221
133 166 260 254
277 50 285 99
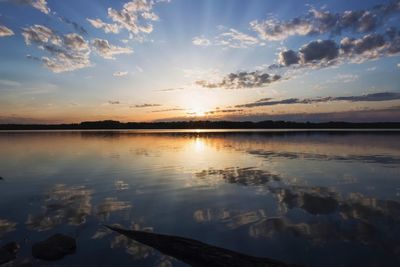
0 241 19 265
32 234 76 261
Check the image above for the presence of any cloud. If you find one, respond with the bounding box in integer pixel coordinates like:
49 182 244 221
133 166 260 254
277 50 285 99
13 0 50 14
196 71 281 89
236 92 400 108
87 0 166 37
192 36 211 46
299 39 339 63
277 29 400 68
108 100 120 104
157 87 184 92
87 18 119 34
132 103 162 108
21 24 61 45
22 25 91 73
250 1 400 41
92 38 133 59
113 71 128 77
204 109 243 115
278 50 299 66
333 74 359 83
0 24 14 37
151 108 185 113
60 17 88 36
193 29 259 48
214 29 259 48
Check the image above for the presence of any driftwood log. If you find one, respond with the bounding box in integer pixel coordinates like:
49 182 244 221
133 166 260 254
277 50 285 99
106 225 303 267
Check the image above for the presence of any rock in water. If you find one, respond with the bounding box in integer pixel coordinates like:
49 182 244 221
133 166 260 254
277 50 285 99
0 242 19 264
32 234 76 261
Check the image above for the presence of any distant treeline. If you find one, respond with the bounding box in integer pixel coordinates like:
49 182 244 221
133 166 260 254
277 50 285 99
1 120 400 130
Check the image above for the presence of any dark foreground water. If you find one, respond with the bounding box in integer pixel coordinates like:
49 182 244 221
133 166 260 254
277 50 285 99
0 130 400 266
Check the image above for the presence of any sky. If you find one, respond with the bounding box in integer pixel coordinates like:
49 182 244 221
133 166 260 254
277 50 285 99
0 0 400 123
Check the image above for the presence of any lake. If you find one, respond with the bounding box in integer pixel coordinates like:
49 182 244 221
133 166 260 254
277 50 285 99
0 130 400 266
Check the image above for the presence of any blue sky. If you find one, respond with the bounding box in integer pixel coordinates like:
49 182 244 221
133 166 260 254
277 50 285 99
0 0 400 123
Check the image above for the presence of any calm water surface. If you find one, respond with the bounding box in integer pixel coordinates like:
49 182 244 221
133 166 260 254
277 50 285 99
0 130 400 266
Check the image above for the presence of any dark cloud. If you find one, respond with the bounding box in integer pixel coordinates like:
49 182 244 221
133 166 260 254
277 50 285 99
151 108 185 113
108 100 120 105
196 71 281 89
278 50 300 66
277 29 400 68
299 39 339 63
60 17 88 36
132 103 162 108
204 109 243 115
236 92 400 108
250 0 400 41
278 40 340 67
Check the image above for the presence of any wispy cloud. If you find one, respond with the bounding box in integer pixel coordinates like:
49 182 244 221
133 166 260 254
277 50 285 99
196 71 281 89
151 108 186 113
204 108 243 115
60 17 88 36
131 103 162 108
108 100 120 105
157 87 184 92
236 92 400 108
92 38 133 59
22 25 91 73
0 24 14 37
151 108 185 113
193 29 259 48
113 71 128 77
192 36 211 46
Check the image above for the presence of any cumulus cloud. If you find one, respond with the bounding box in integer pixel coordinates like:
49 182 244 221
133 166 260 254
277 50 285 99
92 38 133 59
193 29 259 48
299 39 339 63
132 103 161 108
13 0 50 14
113 71 128 77
22 25 91 73
87 18 119 34
277 29 400 67
87 0 166 37
236 92 400 108
196 71 281 89
0 24 14 37
250 1 400 41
